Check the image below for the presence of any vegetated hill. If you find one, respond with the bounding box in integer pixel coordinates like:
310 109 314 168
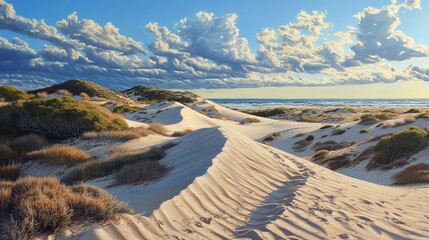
123 85 199 103
29 80 132 103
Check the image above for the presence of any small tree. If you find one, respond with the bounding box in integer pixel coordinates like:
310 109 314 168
0 86 28 102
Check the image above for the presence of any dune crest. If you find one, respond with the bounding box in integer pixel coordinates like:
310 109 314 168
78 126 429 240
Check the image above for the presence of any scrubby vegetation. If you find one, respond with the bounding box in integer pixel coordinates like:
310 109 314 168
115 161 167 184
38 145 89 165
171 129 193 137
369 126 429 169
393 163 429 185
305 135 315 141
242 107 291 117
148 123 167 135
82 127 151 141
0 86 29 102
360 129 369 134
240 117 261 124
29 80 131 103
359 113 397 125
332 129 346 136
0 177 131 238
0 163 20 181
320 125 333 130
112 105 139 113
123 85 198 103
0 97 128 138
263 132 281 142
381 116 415 128
61 143 176 185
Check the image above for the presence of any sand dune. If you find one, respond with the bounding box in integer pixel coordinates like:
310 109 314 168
76 116 429 239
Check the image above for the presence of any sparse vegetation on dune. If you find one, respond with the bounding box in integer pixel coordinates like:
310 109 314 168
360 129 369 133
115 161 168 184
359 113 397 125
0 97 128 138
38 145 90 165
320 125 333 130
240 117 261 124
171 129 192 137
29 79 132 103
381 116 415 128
305 135 315 141
148 123 167 135
82 127 151 141
0 163 20 181
262 132 281 142
0 86 29 102
123 85 198 103
332 129 346 136
61 143 176 185
404 108 420 114
112 105 139 113
242 107 291 117
394 163 429 185
368 126 429 170
0 177 131 239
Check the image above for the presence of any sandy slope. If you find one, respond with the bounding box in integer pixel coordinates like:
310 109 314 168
76 127 429 240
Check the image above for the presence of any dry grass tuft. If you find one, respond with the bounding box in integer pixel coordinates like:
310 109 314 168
0 177 131 238
36 92 48 99
55 89 72 96
240 118 261 124
394 163 429 185
0 144 17 163
148 123 167 135
0 163 20 181
39 145 89 165
171 129 192 137
381 116 416 128
115 161 167 184
79 92 90 100
82 127 151 141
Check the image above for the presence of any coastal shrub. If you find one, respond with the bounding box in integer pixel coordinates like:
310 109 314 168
82 127 150 141
115 161 167 184
39 145 89 165
172 129 192 137
10 134 48 154
243 107 291 117
416 112 429 119
332 129 346 136
0 97 128 138
0 86 28 102
404 108 420 114
148 123 167 135
360 129 369 134
112 105 139 113
79 92 90 100
320 125 333 130
369 126 429 169
393 163 429 185
36 92 48 99
0 177 130 238
240 117 261 124
263 132 281 142
0 163 20 181
0 144 17 164
305 135 315 141
360 113 396 125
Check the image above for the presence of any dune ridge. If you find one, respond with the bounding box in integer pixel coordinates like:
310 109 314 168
78 125 429 240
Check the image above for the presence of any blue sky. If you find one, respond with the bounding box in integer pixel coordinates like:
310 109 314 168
1 0 429 97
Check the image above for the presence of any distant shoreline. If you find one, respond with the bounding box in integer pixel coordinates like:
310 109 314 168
209 98 429 109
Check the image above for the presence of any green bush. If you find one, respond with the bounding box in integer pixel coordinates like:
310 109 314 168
243 107 291 117
112 105 139 113
370 126 429 168
0 86 28 102
360 129 369 134
320 125 333 130
305 135 315 141
0 97 128 138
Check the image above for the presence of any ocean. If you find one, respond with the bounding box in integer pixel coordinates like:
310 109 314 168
209 98 429 109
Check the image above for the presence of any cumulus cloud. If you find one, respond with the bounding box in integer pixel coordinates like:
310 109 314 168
0 0 428 90
57 13 145 55
345 4 428 66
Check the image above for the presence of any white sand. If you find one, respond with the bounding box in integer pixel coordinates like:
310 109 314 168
62 101 429 240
